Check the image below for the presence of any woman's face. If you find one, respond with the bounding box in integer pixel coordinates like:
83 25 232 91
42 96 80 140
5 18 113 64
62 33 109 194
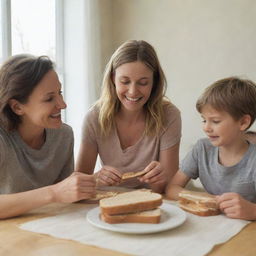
16 70 66 130
113 61 153 113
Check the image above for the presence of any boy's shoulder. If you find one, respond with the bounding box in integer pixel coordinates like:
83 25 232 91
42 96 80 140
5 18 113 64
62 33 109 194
248 142 256 156
191 138 216 155
195 137 213 148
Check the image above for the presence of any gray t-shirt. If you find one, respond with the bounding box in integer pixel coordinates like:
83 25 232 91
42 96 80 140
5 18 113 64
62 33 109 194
181 138 256 202
0 123 74 194
82 104 181 188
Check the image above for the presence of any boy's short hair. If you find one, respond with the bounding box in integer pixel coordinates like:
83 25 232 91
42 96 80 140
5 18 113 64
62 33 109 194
196 77 256 129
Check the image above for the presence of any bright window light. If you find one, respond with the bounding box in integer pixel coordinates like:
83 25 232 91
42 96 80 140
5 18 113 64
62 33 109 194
11 0 56 60
0 3 3 61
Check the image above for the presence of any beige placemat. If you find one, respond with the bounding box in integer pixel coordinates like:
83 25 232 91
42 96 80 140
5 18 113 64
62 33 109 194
19 200 249 256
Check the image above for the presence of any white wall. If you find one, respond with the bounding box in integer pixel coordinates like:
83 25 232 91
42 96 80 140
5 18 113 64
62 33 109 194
63 0 256 161
110 0 256 158
63 0 110 156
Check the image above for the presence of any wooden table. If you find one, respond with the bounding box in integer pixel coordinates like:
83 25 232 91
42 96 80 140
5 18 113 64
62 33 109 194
0 202 255 256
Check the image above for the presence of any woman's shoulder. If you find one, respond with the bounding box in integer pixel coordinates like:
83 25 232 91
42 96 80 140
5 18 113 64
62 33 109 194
60 123 73 133
84 104 100 122
79 105 102 138
163 101 180 115
48 123 74 139
162 101 181 127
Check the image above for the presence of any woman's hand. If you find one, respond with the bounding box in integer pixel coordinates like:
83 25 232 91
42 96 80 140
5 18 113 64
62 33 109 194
139 161 166 187
51 171 96 203
216 192 256 220
94 165 122 186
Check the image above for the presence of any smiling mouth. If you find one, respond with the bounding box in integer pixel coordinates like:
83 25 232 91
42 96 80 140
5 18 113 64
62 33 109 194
50 113 61 118
125 96 142 102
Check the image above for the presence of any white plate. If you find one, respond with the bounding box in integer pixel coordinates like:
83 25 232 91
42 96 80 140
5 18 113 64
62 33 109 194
86 203 186 234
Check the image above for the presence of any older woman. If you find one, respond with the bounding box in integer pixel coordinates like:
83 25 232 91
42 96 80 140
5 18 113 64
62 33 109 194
0 54 95 219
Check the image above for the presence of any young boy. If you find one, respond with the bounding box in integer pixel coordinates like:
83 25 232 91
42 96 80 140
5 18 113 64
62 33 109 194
166 77 256 220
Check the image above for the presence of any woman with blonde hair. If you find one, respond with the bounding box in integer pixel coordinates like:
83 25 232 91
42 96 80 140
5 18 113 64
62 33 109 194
76 40 181 193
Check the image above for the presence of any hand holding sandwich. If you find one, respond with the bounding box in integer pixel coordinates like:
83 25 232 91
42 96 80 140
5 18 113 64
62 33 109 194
216 193 256 220
139 161 167 192
94 165 122 186
93 161 166 191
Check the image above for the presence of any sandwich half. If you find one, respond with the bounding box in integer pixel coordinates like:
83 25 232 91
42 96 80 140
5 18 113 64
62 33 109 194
178 190 221 216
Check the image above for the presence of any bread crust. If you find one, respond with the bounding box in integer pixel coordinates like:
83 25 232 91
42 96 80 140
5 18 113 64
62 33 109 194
178 190 220 216
101 200 162 215
101 209 161 224
179 197 218 209
179 203 221 216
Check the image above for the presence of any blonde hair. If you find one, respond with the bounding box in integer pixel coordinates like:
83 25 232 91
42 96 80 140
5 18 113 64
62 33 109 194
96 40 171 136
196 77 256 129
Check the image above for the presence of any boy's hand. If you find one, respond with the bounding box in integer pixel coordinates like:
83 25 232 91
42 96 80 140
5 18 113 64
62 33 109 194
216 192 256 220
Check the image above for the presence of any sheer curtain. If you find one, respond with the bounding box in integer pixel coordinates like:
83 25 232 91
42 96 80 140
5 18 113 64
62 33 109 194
63 0 102 157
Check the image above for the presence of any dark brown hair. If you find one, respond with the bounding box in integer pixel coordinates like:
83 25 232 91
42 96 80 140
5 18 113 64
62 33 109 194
196 77 256 129
0 54 54 130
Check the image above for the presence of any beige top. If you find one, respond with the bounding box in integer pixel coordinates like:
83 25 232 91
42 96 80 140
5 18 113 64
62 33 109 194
82 104 181 188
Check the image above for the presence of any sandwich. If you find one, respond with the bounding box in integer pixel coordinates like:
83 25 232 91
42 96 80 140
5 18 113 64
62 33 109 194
178 190 221 216
121 169 148 180
99 190 163 223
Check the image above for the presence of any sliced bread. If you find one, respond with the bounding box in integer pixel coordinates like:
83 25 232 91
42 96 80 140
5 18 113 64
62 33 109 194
101 208 161 224
100 190 162 215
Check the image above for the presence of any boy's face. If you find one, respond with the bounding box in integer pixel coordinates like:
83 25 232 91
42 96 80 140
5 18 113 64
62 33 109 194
200 104 247 148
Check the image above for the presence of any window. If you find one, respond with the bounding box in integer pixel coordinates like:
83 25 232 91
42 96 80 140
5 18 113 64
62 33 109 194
0 0 60 61
0 0 11 62
0 3 3 62
1 0 97 157
11 0 56 60
0 0 65 116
